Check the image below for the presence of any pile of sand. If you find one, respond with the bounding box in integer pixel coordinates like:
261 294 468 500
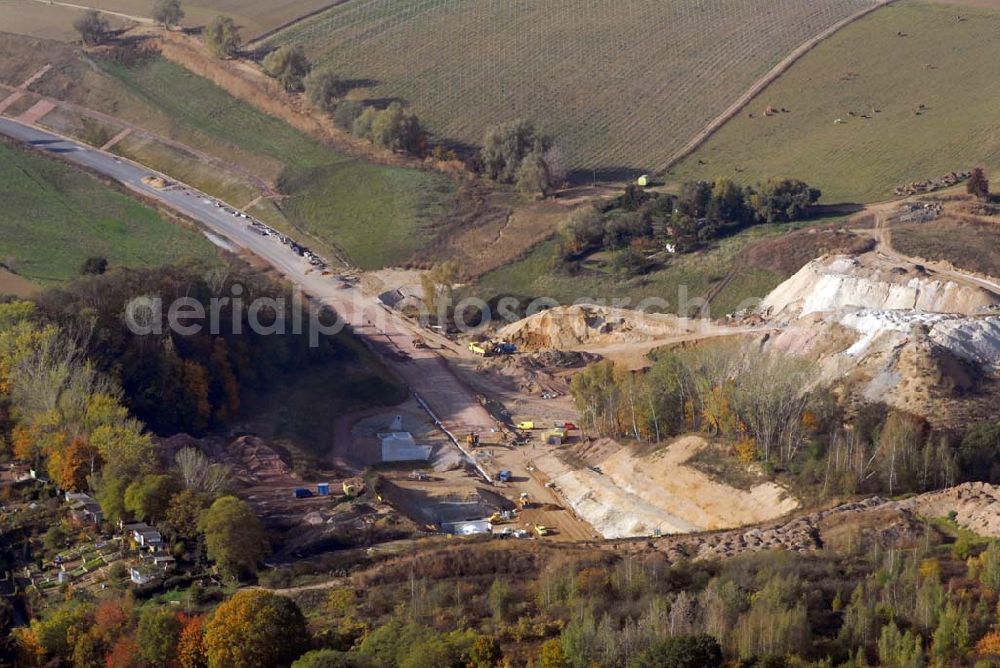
497 304 696 351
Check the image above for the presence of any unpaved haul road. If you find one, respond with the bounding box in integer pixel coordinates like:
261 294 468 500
0 117 598 539
869 202 1000 296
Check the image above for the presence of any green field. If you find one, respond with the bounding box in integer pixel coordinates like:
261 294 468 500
97 56 455 268
671 1 1000 203
0 139 216 285
472 227 792 318
271 0 880 175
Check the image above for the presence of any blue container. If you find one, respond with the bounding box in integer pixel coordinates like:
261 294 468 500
317 483 330 496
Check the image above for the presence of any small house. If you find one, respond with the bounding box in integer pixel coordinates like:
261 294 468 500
65 492 103 526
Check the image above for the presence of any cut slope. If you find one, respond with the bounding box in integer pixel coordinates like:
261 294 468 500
535 436 799 539
671 1 1000 202
272 0 881 174
761 254 1000 319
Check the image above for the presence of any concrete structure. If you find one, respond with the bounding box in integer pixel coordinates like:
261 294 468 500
441 519 493 535
379 431 433 462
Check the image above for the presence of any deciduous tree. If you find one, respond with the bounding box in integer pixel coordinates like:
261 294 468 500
205 15 241 58
152 0 184 28
198 495 265 579
73 10 109 45
203 591 309 667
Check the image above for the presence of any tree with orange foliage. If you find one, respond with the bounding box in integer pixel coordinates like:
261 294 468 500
177 614 208 668
105 634 142 668
203 591 308 667
48 437 100 491
978 631 1000 657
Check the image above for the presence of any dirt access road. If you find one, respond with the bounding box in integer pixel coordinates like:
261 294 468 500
869 200 1000 295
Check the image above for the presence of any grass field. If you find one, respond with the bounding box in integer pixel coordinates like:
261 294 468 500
90 55 455 269
271 0 881 176
0 138 216 285
671 1 1000 203
472 228 790 318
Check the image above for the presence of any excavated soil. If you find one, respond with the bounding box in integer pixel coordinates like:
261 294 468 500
535 435 799 539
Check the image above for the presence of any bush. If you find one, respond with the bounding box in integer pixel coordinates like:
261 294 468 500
205 15 241 58
629 634 723 668
305 68 347 115
333 100 365 130
74 9 110 45
263 46 311 92
152 0 184 28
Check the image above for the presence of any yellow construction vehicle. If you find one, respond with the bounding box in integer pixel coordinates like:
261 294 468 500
465 432 480 447
468 341 489 356
534 524 550 537
517 421 536 430
518 492 531 509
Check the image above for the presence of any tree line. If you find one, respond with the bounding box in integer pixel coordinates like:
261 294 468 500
554 177 821 275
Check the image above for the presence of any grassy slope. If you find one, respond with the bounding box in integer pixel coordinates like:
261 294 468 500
473 226 791 318
0 139 216 285
272 0 878 174
893 218 1000 277
98 56 454 269
671 1 1000 203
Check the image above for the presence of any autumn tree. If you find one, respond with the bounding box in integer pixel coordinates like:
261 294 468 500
199 495 266 579
203 591 309 667
205 15 241 58
48 437 99 491
152 0 184 28
73 10 110 45
177 614 208 668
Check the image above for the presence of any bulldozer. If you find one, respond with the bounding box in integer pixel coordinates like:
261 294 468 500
465 432 481 448
518 492 532 509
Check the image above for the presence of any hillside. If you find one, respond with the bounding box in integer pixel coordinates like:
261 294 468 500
0 137 216 285
671 0 1000 203
270 0 884 175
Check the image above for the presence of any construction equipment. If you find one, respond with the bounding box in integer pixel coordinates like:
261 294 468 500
534 524 550 537
496 470 512 483
292 488 312 499
517 421 536 430
544 429 568 445
468 341 489 356
412 338 427 349
489 511 513 524
518 492 532 509
465 432 480 448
